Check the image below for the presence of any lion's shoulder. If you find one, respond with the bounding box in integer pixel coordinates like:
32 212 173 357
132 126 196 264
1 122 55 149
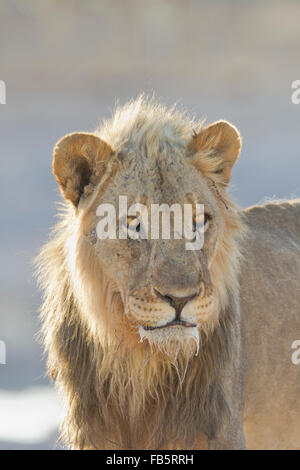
242 199 300 242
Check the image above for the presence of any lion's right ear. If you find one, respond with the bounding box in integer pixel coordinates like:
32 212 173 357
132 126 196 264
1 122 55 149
52 132 113 206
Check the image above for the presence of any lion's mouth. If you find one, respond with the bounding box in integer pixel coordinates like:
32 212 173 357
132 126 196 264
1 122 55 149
143 319 197 331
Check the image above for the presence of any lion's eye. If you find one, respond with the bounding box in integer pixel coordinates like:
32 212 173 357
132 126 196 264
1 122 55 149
127 216 142 238
204 213 211 227
127 216 139 229
193 213 211 233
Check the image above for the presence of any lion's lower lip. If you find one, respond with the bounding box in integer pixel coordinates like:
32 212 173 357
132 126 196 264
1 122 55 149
143 320 197 331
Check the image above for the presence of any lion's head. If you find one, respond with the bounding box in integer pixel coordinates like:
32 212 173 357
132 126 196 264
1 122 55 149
37 97 246 448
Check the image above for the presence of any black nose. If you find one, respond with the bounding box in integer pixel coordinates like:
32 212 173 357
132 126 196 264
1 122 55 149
154 289 199 318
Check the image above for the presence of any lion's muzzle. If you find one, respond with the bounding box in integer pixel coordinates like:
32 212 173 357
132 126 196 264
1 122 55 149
127 281 215 332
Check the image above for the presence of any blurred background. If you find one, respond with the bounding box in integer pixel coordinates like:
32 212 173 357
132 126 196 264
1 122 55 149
0 0 299 449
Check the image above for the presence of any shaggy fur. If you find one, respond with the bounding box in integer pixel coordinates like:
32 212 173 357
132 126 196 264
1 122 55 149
36 97 246 449
36 97 300 450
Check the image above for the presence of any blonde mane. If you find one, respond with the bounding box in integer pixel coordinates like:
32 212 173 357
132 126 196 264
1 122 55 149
36 97 246 449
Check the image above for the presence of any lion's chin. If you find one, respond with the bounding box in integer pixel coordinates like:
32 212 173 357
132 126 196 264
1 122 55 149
138 324 200 359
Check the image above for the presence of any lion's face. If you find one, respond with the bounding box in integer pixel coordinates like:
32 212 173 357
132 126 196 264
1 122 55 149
80 157 221 349
52 105 241 354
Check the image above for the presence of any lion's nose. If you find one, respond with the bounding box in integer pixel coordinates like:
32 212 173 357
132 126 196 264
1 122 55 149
154 288 199 317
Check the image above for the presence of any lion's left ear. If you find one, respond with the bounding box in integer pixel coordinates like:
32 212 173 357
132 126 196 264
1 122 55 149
189 120 241 184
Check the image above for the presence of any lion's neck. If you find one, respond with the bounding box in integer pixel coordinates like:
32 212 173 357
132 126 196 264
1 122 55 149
58 296 236 450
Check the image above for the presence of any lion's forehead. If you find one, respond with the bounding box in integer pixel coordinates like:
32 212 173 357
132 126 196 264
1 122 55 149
88 162 217 216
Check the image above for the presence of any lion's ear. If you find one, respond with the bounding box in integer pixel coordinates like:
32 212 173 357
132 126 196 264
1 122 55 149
189 120 241 184
52 132 113 206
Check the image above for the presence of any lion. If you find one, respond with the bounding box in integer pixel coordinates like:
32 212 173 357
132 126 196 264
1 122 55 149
36 96 300 450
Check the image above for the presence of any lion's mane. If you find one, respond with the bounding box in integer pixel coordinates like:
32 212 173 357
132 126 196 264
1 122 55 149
36 98 246 449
